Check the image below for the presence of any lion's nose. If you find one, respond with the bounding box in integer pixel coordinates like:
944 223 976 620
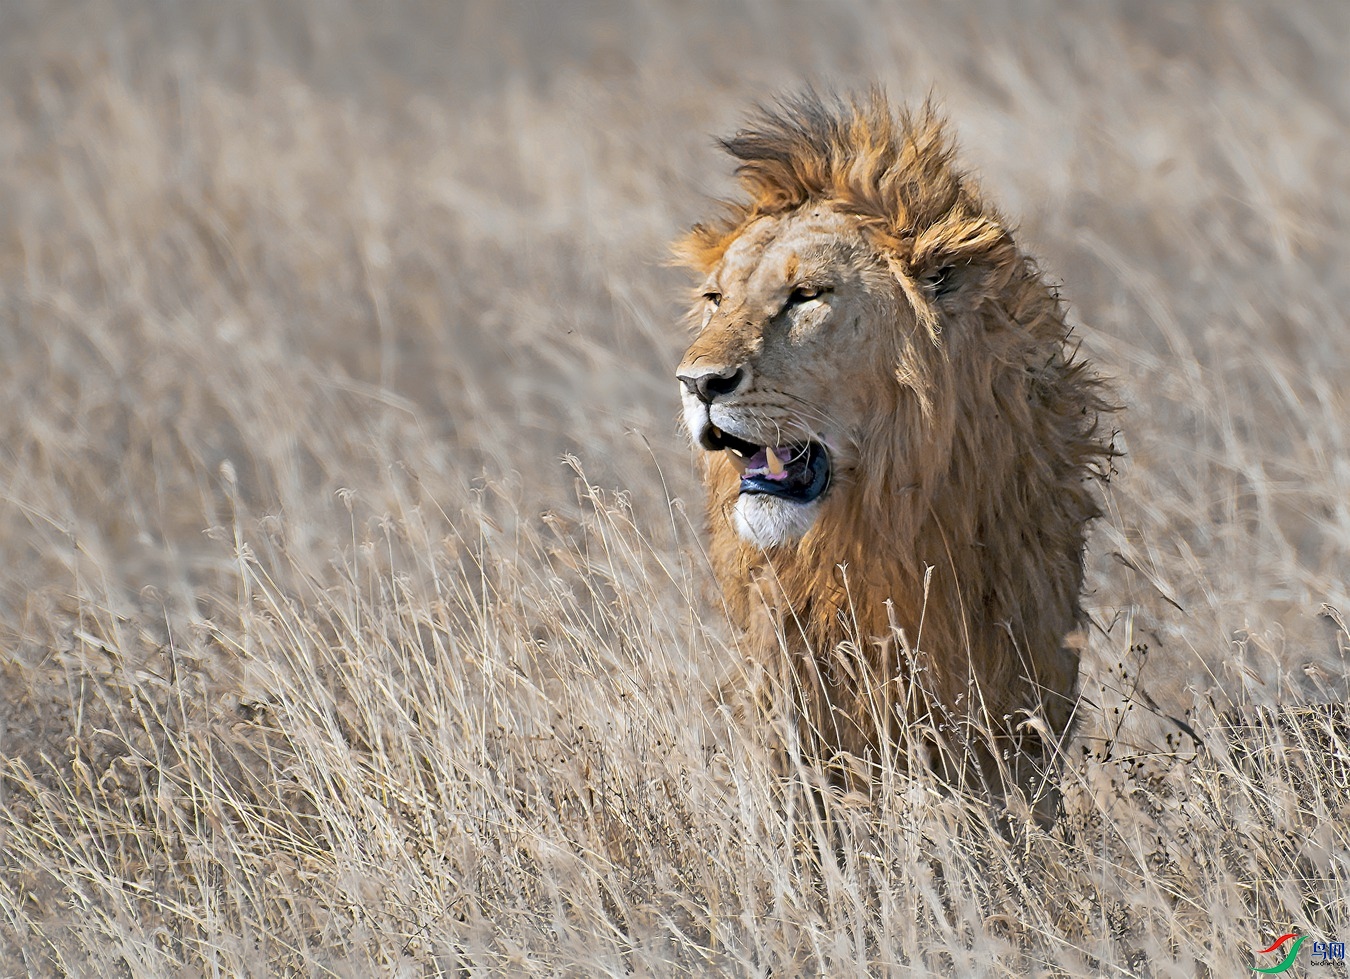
677 364 751 404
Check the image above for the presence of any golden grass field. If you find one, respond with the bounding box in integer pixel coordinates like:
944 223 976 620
2 1 1348 975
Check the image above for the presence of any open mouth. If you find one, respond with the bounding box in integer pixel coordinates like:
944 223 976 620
701 425 832 504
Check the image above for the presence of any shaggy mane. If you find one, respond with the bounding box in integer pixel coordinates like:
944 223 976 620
677 91 1003 282
677 90 1119 819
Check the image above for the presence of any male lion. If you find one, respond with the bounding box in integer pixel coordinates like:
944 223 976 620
675 92 1116 816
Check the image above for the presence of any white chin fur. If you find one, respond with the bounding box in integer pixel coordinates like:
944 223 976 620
734 494 820 547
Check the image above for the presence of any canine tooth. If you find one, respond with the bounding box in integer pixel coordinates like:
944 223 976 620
728 446 746 458
766 448 785 475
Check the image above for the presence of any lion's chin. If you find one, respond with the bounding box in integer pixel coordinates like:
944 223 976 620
733 494 821 548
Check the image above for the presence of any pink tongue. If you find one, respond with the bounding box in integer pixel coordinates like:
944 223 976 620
744 446 795 481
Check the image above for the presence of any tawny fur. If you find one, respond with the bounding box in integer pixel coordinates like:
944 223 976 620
676 92 1117 805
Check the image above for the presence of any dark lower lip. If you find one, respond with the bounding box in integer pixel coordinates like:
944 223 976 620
739 440 831 503
700 426 832 505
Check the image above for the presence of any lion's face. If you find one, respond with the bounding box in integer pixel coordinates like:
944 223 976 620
677 205 905 548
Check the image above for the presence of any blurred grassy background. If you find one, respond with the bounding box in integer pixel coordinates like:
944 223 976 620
1 1 1348 974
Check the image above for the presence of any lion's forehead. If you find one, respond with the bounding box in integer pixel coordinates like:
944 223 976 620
717 208 865 293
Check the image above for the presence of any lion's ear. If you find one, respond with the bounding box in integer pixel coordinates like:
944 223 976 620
912 255 1000 308
910 214 1016 306
919 263 962 300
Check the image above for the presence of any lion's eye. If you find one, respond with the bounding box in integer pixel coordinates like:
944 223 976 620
703 292 722 308
787 285 829 305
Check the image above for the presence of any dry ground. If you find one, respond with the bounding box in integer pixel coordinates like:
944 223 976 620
2 1 1349 975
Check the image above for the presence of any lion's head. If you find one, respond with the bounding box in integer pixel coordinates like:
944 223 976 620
675 92 1116 811
677 203 897 547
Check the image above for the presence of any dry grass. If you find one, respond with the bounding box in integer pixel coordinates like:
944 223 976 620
2 1 1348 975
